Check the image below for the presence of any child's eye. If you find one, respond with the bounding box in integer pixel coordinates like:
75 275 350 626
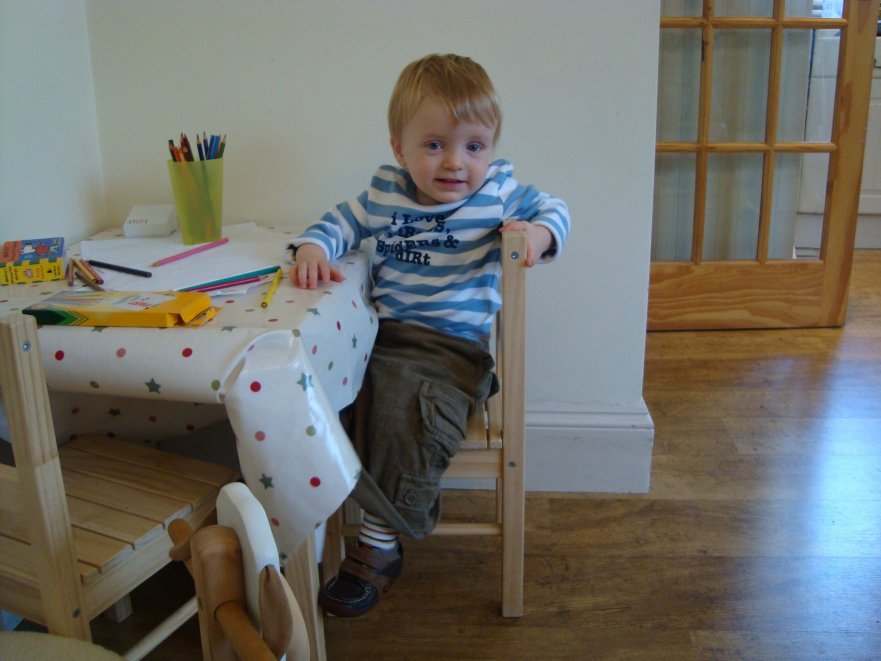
466 143 484 153
426 141 442 151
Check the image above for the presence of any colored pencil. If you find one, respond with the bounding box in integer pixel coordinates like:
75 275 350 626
151 237 229 267
87 259 152 278
261 268 283 308
188 274 263 293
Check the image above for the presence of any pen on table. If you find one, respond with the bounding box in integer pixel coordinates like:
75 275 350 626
151 237 230 267
65 260 75 286
87 259 152 278
197 135 205 161
261 268 283 308
218 134 226 158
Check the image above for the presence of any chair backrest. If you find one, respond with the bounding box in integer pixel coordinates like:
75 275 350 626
0 313 89 638
171 482 309 661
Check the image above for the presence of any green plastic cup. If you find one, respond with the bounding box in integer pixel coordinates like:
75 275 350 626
167 158 223 245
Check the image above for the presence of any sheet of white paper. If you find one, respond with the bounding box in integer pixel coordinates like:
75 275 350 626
80 223 287 292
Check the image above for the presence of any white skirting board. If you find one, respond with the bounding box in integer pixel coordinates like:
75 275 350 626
444 401 655 493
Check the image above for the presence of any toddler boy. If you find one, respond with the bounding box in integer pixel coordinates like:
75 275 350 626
289 53 570 617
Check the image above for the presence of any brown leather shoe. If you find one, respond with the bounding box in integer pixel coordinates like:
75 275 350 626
319 543 404 617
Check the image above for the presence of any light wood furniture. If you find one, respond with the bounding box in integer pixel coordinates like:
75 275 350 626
0 313 238 656
168 482 310 661
322 230 528 618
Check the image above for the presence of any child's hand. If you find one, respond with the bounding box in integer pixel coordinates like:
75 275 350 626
290 243 345 289
499 221 554 267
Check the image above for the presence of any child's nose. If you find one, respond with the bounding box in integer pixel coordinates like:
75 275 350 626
443 151 463 170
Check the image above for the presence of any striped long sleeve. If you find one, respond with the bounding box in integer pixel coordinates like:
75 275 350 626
293 160 570 342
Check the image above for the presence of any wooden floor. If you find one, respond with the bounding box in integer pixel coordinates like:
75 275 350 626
81 251 881 659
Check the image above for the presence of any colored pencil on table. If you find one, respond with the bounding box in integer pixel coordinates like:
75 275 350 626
87 259 152 278
261 268 283 308
187 274 263 293
78 258 104 284
151 237 229 267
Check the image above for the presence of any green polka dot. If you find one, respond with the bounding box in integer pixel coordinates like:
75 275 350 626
89 380 100 389
292 328 301 337
327 361 334 371
211 379 221 391
306 425 316 437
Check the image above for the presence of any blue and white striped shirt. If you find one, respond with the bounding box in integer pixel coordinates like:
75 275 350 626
293 159 570 343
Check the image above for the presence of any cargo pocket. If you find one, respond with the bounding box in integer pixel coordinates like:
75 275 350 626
417 379 471 469
390 380 472 536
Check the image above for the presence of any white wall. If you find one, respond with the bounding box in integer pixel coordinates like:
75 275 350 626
4 0 659 492
0 0 105 243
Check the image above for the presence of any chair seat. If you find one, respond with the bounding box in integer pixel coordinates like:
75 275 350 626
0 434 237 616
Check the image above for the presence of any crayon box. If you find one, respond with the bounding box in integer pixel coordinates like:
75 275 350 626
1 237 65 285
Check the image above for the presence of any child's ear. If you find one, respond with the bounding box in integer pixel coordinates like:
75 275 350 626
390 136 407 168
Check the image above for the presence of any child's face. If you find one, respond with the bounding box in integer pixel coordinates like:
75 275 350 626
391 97 496 206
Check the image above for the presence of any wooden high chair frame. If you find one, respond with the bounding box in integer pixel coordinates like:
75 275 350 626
323 230 528 618
0 313 238 656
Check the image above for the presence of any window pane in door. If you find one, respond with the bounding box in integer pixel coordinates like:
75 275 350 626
660 0 702 17
652 153 696 261
715 0 773 17
704 153 763 260
657 29 702 142
777 29 815 141
769 152 818 259
785 0 843 18
710 30 772 142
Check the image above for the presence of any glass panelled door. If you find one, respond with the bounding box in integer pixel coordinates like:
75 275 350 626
650 0 878 330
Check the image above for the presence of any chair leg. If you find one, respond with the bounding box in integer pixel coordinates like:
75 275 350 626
500 471 525 617
321 507 345 584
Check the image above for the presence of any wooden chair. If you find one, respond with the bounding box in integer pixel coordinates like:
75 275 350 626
0 313 239 656
322 230 528 617
168 482 310 661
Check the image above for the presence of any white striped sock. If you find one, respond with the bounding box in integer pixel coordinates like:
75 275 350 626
358 513 398 550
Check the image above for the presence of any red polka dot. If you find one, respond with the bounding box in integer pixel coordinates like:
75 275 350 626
54 350 64 361
269 317 279 323
364 353 369 362
336 321 342 331
310 476 321 487
342 377 349 386
311 344 318 354
255 431 266 441
271 517 280 527
250 381 262 392
181 347 193 357
116 348 126 358
351 300 358 308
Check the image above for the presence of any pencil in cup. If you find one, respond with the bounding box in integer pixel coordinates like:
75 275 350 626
167 158 224 245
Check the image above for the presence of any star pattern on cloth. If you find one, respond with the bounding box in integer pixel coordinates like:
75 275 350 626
297 372 313 391
221 325 236 332
145 378 161 393
307 308 320 316
351 334 358 349
259 474 273 489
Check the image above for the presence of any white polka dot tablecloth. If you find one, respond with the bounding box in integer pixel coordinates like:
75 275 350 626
0 227 377 559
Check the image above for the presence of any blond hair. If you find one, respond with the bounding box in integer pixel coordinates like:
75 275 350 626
388 54 502 144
